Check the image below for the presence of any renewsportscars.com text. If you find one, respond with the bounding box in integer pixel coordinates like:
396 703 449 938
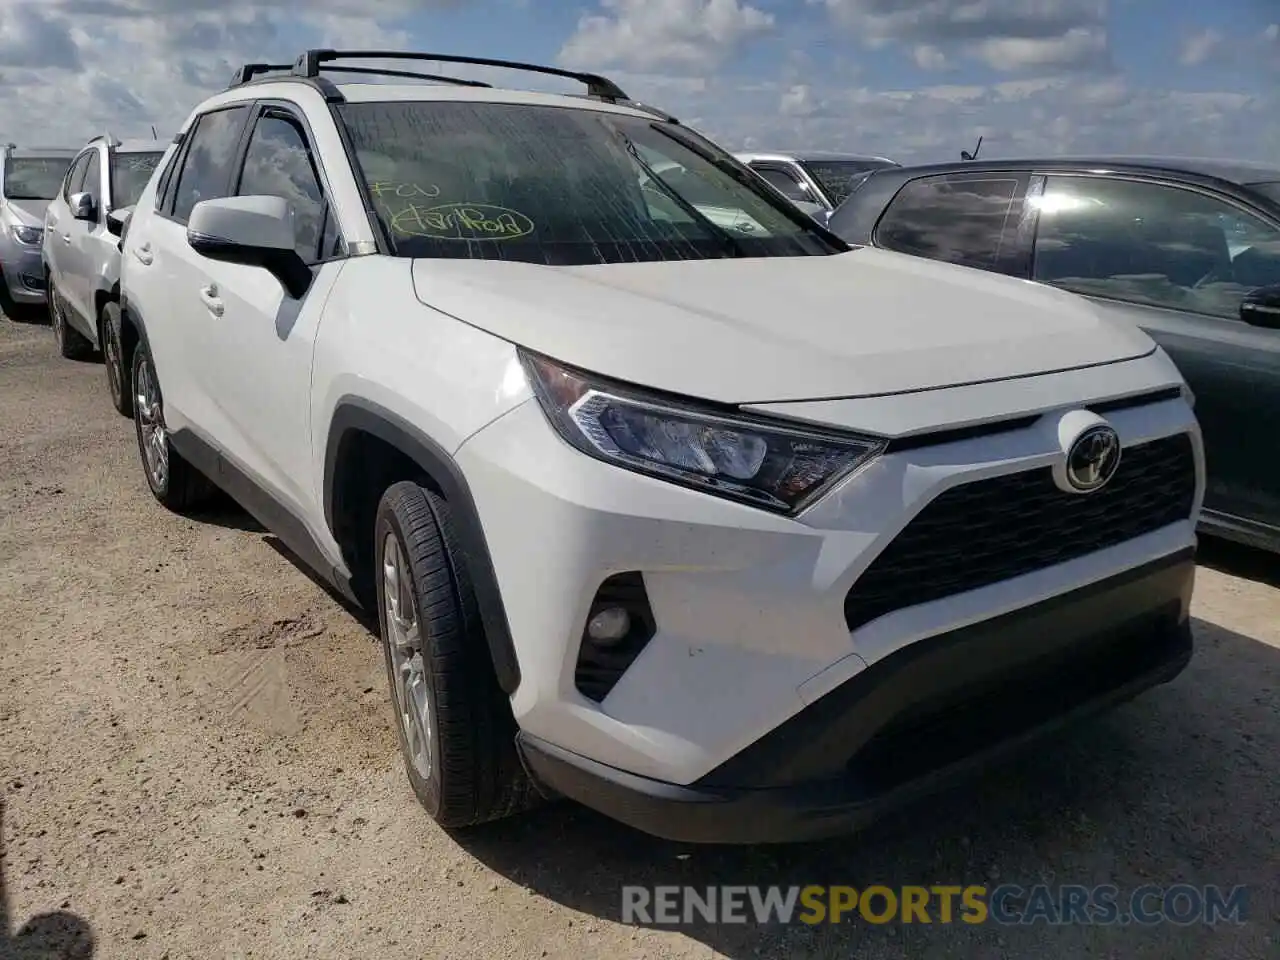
621 884 1249 926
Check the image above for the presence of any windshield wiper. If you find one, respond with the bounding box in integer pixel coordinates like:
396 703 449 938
609 127 744 258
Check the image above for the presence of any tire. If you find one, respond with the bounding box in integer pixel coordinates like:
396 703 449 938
374 480 537 829
0 268 21 320
131 338 216 512
50 279 98 361
100 301 132 417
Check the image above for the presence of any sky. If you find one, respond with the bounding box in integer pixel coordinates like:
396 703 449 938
1 0 1278 164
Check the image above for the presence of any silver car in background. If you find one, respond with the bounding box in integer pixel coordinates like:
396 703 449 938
735 150 898 222
0 144 77 316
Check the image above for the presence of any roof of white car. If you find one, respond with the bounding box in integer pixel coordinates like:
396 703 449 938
203 78 664 122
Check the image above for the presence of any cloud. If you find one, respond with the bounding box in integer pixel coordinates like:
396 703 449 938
0 4 82 70
1179 27 1223 66
636 69 1276 164
558 0 775 71
818 0 1111 71
0 0 1272 190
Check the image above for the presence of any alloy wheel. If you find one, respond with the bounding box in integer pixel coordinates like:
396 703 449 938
104 321 122 402
135 354 168 490
382 532 433 781
51 293 65 346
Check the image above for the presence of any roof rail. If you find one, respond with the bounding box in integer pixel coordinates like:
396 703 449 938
293 49 630 101
228 62 293 87
323 65 491 87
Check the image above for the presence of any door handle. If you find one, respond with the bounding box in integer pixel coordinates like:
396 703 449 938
133 242 152 265
199 284 223 317
61 233 72 243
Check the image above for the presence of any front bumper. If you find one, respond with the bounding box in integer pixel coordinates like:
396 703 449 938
457 364 1201 788
0 239 47 303
518 548 1195 843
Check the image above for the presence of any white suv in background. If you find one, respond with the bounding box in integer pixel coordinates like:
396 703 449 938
118 50 1204 844
43 134 166 413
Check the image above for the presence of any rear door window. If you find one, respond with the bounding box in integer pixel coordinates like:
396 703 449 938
874 173 1029 273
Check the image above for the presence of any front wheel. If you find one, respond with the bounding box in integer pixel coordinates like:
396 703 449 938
374 480 536 829
131 339 216 512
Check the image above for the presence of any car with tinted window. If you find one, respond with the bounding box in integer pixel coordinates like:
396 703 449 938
42 134 167 411
0 144 77 317
827 155 1280 554
117 53 1201 844
735 150 898 222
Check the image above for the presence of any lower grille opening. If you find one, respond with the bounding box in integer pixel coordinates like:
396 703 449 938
574 572 656 703
845 432 1195 632
845 607 1185 793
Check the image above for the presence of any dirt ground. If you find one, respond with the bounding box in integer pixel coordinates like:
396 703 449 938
0 311 1276 960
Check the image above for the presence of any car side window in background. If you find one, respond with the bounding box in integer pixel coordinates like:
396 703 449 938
170 106 250 223
1032 176 1280 321
235 112 326 261
875 174 1026 271
62 154 90 202
82 150 101 209
752 165 810 204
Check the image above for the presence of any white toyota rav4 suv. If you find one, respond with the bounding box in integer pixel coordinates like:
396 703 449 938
119 50 1203 844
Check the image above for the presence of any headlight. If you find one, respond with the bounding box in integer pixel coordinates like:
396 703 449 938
10 225 41 245
520 351 885 515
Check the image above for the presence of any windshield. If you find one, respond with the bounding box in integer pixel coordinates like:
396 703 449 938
110 151 163 209
335 101 843 264
4 156 73 200
801 160 896 206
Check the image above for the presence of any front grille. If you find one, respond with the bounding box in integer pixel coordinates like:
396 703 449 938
843 432 1195 632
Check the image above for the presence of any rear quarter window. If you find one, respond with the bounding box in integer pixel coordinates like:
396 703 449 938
875 174 1027 272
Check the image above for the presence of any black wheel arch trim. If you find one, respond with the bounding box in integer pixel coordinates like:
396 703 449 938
324 395 522 694
117 291 150 349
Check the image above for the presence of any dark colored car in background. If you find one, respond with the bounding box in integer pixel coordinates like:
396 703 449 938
827 155 1280 554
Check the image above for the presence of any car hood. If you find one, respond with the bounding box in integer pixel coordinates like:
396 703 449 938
410 246 1156 404
3 199 49 226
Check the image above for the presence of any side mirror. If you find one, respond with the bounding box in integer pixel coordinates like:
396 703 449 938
792 199 827 219
1240 284 1280 329
106 206 132 238
186 195 311 299
69 191 97 222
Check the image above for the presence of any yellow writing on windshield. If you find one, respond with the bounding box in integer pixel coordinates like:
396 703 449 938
370 181 441 199
390 202 535 240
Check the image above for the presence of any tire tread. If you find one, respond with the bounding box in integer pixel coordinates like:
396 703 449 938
378 480 537 828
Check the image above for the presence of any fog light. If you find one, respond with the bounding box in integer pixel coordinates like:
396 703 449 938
586 606 631 644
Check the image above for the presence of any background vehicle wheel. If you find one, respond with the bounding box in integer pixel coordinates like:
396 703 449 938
49 280 97 361
131 340 216 511
374 480 537 829
100 301 132 417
